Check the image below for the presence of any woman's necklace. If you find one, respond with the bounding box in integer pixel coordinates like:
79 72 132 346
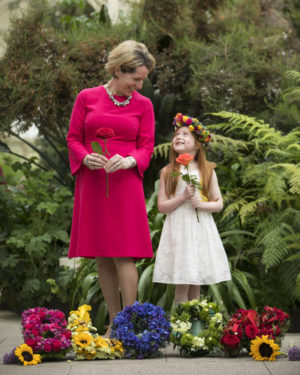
104 83 132 107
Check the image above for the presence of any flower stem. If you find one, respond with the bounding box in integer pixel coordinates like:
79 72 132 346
186 165 200 223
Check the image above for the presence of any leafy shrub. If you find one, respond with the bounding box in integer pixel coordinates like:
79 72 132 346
0 161 74 312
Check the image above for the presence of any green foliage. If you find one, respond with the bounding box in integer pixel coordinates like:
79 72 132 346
207 110 300 310
0 161 74 312
271 70 300 132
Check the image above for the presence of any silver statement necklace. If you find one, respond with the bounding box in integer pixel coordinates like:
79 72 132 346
104 83 132 107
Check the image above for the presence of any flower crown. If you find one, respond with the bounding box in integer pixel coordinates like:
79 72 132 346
173 113 212 146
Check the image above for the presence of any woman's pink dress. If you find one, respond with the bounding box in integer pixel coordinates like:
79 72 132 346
67 85 155 258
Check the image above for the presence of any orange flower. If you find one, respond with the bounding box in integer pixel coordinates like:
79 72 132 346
176 154 194 166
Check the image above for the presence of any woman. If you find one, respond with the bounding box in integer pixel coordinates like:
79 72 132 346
67 40 156 336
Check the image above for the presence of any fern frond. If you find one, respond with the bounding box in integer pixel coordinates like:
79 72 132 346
222 195 256 222
282 87 300 101
221 198 247 221
153 142 171 159
264 171 287 206
259 226 291 270
239 198 267 225
285 70 300 84
210 134 248 152
210 111 282 145
270 163 300 195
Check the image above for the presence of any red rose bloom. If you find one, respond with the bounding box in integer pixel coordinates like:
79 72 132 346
96 127 115 139
176 154 194 166
221 334 241 349
245 324 259 339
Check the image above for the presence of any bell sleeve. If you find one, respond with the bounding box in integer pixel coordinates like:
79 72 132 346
128 98 155 178
66 91 89 176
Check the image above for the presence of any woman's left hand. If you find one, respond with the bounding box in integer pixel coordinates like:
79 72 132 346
104 154 133 173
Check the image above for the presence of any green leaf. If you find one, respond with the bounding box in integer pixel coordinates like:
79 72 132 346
36 201 59 215
91 141 103 154
94 300 108 334
181 174 190 183
138 264 154 302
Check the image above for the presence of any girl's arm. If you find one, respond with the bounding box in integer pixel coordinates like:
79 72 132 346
157 170 194 214
190 170 223 212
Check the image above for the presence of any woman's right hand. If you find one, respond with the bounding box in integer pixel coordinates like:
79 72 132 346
83 153 108 170
184 184 195 199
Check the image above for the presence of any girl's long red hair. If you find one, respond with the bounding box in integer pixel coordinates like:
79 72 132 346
162 131 216 199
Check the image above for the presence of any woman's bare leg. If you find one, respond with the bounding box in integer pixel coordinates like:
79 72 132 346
174 284 189 306
95 257 121 337
188 285 200 301
113 257 138 307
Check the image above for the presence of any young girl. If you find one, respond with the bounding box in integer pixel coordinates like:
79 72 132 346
152 113 231 305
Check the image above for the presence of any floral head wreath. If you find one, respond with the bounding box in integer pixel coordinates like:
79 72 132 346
173 113 212 146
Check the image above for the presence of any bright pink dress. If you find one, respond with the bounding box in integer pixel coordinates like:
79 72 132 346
67 85 155 258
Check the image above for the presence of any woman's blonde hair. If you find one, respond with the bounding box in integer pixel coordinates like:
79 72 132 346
162 129 216 199
106 40 156 77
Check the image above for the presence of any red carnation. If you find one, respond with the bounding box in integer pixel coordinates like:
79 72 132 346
52 339 62 352
176 154 194 166
96 127 115 139
245 324 259 339
25 338 38 348
221 334 240 349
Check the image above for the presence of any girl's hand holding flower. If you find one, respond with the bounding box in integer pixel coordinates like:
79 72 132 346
190 194 203 209
184 184 195 200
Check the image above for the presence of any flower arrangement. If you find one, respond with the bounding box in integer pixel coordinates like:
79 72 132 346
170 298 224 357
68 304 124 360
21 307 72 360
220 306 290 357
288 346 300 361
3 344 42 366
92 127 116 197
110 301 171 359
173 113 212 146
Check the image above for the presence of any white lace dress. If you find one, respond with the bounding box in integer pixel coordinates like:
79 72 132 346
153 169 231 285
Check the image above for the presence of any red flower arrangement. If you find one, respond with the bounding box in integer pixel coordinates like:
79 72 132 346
92 127 116 198
21 307 72 360
220 306 290 357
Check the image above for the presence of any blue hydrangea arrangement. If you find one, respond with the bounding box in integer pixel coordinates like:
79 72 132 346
110 301 171 359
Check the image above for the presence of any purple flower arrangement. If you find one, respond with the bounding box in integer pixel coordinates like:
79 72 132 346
22 307 72 359
288 346 300 361
111 301 171 359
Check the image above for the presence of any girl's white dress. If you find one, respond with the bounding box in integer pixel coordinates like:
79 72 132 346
153 168 231 285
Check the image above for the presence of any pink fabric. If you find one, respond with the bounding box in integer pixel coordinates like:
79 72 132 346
67 86 155 258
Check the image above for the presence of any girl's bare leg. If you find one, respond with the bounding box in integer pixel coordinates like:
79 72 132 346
174 284 189 306
188 285 200 301
95 257 121 337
